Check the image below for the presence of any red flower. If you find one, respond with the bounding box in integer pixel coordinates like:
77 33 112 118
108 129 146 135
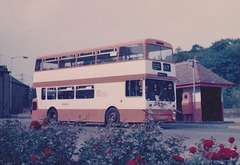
105 149 111 154
203 139 214 149
189 146 197 154
233 145 237 151
230 150 239 158
30 120 39 126
42 120 48 125
30 121 42 130
117 141 123 145
93 145 100 150
126 159 138 165
218 144 224 149
228 137 235 143
135 155 142 161
44 149 51 156
172 155 184 162
15 119 19 122
205 151 213 160
31 156 38 162
217 148 238 160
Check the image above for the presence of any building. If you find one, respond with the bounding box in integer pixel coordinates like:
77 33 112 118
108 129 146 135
0 65 10 117
0 65 30 117
176 61 234 122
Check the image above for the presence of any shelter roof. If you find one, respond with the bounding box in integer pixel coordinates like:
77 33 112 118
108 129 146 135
176 61 234 88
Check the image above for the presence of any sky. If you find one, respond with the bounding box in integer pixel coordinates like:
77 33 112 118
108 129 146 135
0 0 240 86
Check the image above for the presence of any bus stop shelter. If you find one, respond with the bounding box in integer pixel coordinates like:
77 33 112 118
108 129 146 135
176 61 234 122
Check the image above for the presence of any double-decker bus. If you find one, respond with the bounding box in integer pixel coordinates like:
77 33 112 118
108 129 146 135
32 39 177 124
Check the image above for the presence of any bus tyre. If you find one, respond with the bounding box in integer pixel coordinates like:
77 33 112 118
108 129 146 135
47 108 58 121
105 107 120 125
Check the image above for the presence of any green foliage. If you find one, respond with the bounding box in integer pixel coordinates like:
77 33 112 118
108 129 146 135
78 122 187 165
0 119 82 164
1 120 239 164
186 137 239 165
174 38 240 108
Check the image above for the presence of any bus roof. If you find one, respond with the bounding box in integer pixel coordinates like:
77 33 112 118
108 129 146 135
36 38 173 59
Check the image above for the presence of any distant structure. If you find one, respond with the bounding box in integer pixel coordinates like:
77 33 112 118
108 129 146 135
0 65 30 117
0 65 10 117
176 61 234 122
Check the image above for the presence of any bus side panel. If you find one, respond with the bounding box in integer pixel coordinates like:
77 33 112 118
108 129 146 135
57 109 105 122
32 109 47 120
119 109 146 123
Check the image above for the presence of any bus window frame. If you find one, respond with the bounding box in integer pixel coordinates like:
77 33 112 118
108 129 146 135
76 85 94 99
119 44 144 61
146 44 174 62
97 48 118 64
58 86 74 100
35 59 43 71
59 55 76 69
125 79 143 97
43 57 59 70
47 87 57 100
77 51 96 66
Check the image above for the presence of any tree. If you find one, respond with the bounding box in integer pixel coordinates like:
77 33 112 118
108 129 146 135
174 38 240 108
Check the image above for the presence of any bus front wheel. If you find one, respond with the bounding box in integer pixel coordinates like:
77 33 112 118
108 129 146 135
105 107 120 125
47 108 58 121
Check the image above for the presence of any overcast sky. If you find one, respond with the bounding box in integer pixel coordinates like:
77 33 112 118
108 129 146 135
0 0 240 86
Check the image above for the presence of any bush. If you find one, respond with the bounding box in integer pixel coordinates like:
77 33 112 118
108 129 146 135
78 122 187 165
0 119 239 164
0 119 82 164
186 137 239 165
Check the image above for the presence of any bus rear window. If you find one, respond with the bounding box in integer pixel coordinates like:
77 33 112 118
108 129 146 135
41 88 46 100
147 44 173 62
35 59 42 71
119 44 143 61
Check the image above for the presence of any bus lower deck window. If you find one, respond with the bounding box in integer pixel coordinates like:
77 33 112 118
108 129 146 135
47 88 56 100
41 88 46 100
126 80 142 97
76 85 94 99
58 86 74 99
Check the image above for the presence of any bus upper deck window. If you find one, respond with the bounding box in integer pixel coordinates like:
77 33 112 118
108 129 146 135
43 57 58 70
97 48 117 64
119 44 143 61
77 51 95 66
35 59 42 71
147 44 173 62
59 55 76 68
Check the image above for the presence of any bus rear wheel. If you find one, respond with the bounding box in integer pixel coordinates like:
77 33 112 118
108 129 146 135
47 108 58 121
105 107 120 125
